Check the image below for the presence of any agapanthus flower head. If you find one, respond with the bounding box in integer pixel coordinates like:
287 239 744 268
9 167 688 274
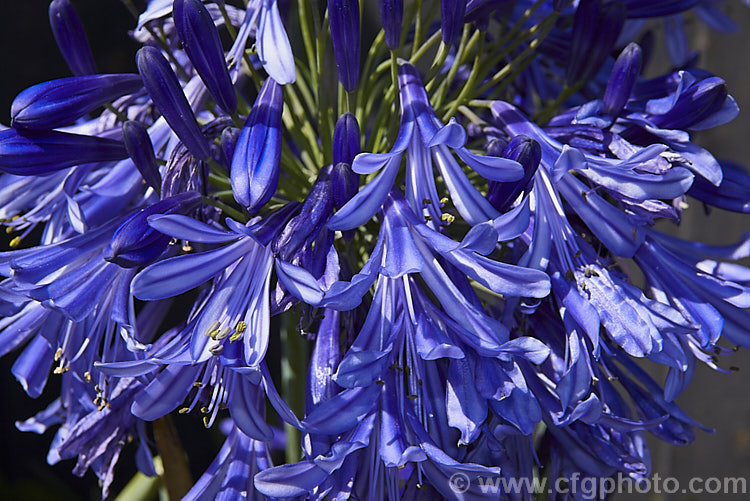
3 0 750 498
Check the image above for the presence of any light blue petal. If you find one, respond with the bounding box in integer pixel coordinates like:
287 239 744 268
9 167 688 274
258 0 296 84
428 118 466 148
132 238 252 300
302 385 379 435
551 144 587 184
275 259 324 305
131 364 201 420
147 214 239 243
327 157 400 230
455 146 523 182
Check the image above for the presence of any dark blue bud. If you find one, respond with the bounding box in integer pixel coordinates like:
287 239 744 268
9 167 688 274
440 0 467 46
220 127 240 168
230 78 283 212
379 0 403 49
566 0 625 85
48 0 97 76
603 43 642 116
136 46 210 161
174 0 237 114
11 74 143 130
654 77 730 130
0 129 128 176
332 113 360 167
122 121 161 192
328 0 360 91
487 135 540 212
485 136 509 157
105 192 201 268
332 162 359 212
273 169 334 260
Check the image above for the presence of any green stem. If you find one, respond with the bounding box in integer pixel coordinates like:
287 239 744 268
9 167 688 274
440 32 486 119
152 416 192 501
202 196 246 222
114 459 161 501
409 0 424 58
217 2 237 39
281 322 308 463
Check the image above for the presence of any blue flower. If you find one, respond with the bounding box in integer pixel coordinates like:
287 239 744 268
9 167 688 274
185 424 274 500
328 61 522 230
17 375 155 498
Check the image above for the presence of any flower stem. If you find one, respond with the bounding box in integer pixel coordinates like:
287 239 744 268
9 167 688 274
152 416 192 500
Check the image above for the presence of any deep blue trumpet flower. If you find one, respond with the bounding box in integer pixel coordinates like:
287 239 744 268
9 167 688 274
328 0 360 91
231 78 283 212
184 425 273 500
122 120 162 191
130 213 291 366
440 0 467 46
48 0 97 76
285 192 550 350
17 376 155 498
491 101 693 257
104 192 201 268
569 68 739 186
136 46 211 161
0 128 128 175
174 0 237 114
10 74 143 130
379 0 403 49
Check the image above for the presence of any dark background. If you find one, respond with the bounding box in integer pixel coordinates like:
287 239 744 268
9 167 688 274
0 1 748 500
